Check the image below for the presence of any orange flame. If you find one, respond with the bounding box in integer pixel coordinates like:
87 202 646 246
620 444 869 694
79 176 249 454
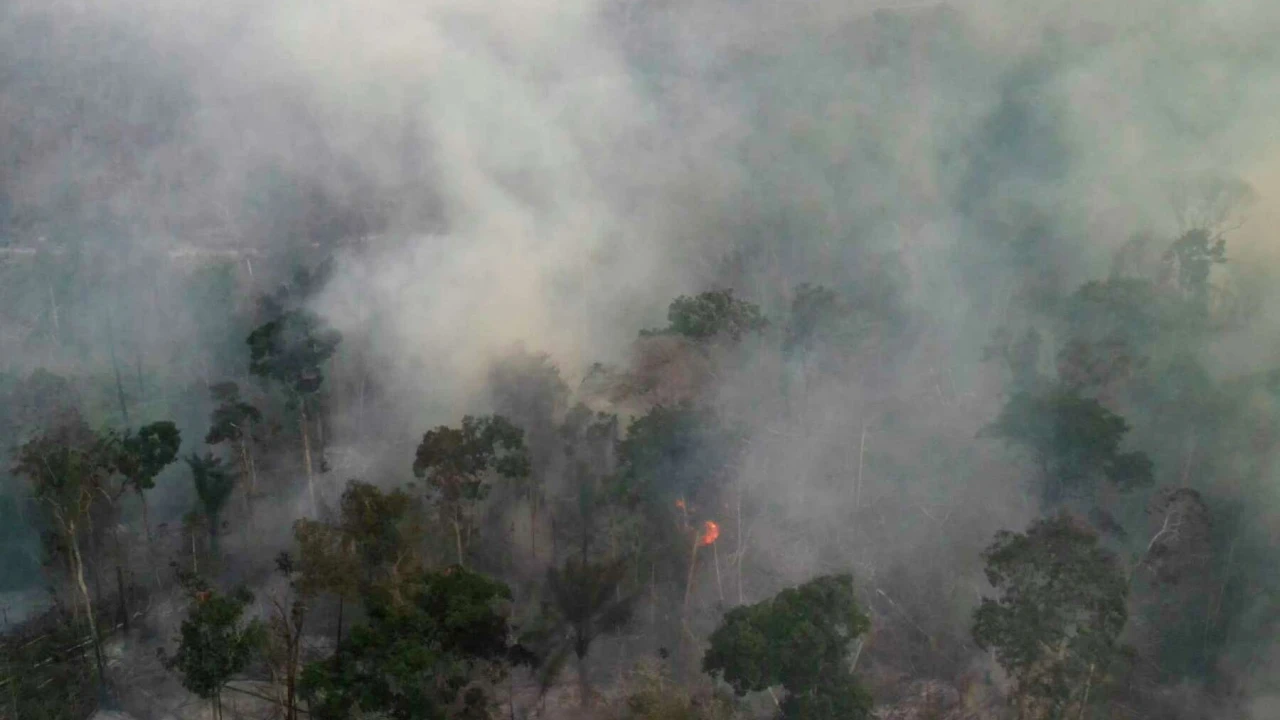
699 520 720 546
675 498 686 511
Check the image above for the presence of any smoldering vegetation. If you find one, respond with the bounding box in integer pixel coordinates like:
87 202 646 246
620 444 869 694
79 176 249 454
1 1 1280 719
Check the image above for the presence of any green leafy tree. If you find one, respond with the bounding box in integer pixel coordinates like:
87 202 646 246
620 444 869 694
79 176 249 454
615 405 743 581
299 566 525 720
527 557 635 706
643 289 768 342
1128 488 1216 683
1062 279 1174 350
703 573 872 719
247 308 342 511
972 514 1130 719
115 420 181 541
205 382 262 512
412 415 530 567
616 404 741 511
161 573 265 720
983 388 1153 507
1163 228 1226 317
185 452 235 556
14 415 118 689
294 480 426 656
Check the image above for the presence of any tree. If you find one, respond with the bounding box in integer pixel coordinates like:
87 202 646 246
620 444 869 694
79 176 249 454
161 572 265 720
487 349 569 563
115 420 181 542
205 382 262 515
527 557 635 706
293 480 426 656
972 514 1130 719
643 289 768 342
616 404 741 511
299 566 526 720
1128 488 1216 683
186 452 235 556
1162 229 1225 317
247 308 342 511
14 415 118 691
267 553 308 720
703 573 872 719
412 415 530 567
983 388 1153 507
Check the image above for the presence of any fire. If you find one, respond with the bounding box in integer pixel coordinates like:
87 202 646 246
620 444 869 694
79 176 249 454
675 498 686 511
699 520 720 546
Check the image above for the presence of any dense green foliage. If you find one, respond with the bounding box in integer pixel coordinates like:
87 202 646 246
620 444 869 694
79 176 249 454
299 566 522 720
162 576 265 720
704 574 871 719
643 289 768 342
246 309 343 398
983 388 1153 505
413 415 530 566
972 514 1129 719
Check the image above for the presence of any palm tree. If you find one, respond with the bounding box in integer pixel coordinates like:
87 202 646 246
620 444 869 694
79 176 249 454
532 557 635 707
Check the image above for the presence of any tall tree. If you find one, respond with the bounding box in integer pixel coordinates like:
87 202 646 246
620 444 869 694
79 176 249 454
643 289 768 342
161 572 265 720
983 388 1153 507
185 452 235 556
703 573 872 719
246 308 341 511
115 420 181 542
1163 228 1226 318
267 553 309 720
299 566 526 720
614 404 744 590
972 514 1130 719
294 479 427 656
205 382 262 516
14 415 118 691
412 415 530 567
487 349 569 563
527 557 635 707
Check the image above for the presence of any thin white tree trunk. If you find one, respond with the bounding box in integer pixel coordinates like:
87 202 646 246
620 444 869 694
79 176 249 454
300 407 317 514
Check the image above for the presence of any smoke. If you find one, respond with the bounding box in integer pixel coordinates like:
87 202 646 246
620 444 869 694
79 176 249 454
3 0 1280 714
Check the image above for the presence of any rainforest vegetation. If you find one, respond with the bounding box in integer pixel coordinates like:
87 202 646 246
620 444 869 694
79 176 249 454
1 2 1279 720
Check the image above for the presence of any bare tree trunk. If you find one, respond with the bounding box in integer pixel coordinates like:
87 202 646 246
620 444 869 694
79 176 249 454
240 439 257 511
69 525 107 693
529 493 538 563
106 311 130 425
577 652 591 708
854 422 867 511
137 489 152 542
300 406 317 514
650 564 657 629
712 541 724 604
209 512 220 557
334 596 344 666
48 281 60 344
116 565 129 633
453 509 466 567
1077 663 1095 720
736 470 745 604
135 353 145 401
